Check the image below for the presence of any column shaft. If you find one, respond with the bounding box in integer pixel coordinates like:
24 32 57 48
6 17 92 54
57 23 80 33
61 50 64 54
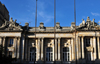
82 36 84 59
71 38 74 60
22 37 25 60
0 37 2 45
55 38 57 60
78 37 81 58
97 37 100 59
90 38 93 61
14 37 17 58
25 38 28 60
70 45 72 61
76 36 79 60
37 38 40 61
3 37 5 55
93 37 96 60
41 38 44 60
58 38 60 61
17 37 20 59
3 37 5 47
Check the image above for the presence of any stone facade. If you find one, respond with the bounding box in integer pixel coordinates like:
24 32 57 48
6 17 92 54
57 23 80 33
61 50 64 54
0 17 100 64
0 2 9 26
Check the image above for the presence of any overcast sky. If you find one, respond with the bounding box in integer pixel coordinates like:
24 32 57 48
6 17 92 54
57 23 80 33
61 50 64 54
0 0 100 27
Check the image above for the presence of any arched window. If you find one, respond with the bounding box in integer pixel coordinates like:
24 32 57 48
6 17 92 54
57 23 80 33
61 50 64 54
30 47 36 61
46 47 53 61
63 47 70 61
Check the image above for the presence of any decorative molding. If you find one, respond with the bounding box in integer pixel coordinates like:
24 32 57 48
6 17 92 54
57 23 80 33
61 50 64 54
0 18 23 31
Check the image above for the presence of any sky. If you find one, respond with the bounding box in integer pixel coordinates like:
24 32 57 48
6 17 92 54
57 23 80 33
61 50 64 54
0 0 100 27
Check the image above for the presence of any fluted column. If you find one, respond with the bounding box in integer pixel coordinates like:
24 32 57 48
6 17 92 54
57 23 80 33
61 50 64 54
41 38 44 60
82 36 84 59
93 37 96 60
17 37 20 59
55 38 57 60
97 37 100 59
58 38 61 61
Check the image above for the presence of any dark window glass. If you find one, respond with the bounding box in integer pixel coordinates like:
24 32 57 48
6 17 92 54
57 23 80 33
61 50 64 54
30 47 36 61
9 39 13 47
86 38 90 47
63 47 70 61
46 47 53 61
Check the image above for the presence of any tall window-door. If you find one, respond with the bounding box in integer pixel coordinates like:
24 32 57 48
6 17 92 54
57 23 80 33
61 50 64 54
46 47 53 61
30 47 36 61
63 47 70 61
9 39 13 47
86 52 91 61
86 38 90 47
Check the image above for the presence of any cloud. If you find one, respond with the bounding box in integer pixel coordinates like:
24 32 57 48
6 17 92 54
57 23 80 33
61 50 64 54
91 12 100 16
37 1 54 24
38 11 53 24
98 20 100 25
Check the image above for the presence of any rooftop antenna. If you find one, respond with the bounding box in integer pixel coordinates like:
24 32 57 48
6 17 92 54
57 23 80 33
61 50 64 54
74 0 77 64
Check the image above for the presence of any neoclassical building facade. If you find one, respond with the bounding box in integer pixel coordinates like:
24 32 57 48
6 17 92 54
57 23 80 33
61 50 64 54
0 17 100 64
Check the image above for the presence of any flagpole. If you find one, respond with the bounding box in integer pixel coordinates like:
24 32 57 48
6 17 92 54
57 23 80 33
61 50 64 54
74 0 77 64
35 0 37 64
54 0 56 62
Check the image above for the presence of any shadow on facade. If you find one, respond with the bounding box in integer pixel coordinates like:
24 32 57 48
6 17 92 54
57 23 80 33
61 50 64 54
11 59 100 64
